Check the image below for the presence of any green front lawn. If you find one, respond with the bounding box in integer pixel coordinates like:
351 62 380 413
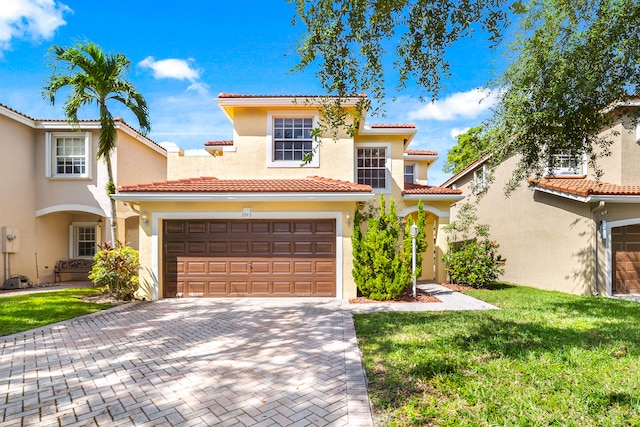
0 288 112 336
355 284 640 426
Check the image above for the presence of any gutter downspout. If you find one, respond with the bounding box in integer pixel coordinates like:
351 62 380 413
591 201 606 295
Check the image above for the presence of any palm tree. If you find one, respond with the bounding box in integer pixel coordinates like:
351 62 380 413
43 40 150 243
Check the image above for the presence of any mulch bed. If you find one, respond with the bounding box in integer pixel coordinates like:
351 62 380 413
349 287 441 304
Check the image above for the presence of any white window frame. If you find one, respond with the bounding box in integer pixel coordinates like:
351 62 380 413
46 132 92 179
404 163 416 184
68 222 102 259
548 152 586 176
355 143 392 194
266 111 320 168
472 164 488 195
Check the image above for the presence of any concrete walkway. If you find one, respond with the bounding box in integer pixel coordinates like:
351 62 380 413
0 284 496 426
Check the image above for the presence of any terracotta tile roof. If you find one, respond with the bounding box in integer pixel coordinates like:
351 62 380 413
217 93 367 99
0 102 36 121
204 140 233 146
118 176 372 193
370 124 416 129
402 183 463 195
405 149 438 156
529 177 640 197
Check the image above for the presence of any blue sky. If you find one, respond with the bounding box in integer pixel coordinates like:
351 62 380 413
0 0 504 186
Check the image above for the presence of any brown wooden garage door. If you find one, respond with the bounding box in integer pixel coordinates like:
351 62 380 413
163 219 336 297
612 224 640 294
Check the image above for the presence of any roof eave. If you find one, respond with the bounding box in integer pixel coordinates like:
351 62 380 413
112 192 375 203
402 194 465 201
404 154 438 161
532 186 640 203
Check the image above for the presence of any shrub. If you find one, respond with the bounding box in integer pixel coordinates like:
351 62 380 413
89 241 140 300
442 203 505 287
352 197 426 300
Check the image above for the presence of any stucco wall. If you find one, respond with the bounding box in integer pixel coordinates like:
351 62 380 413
0 114 37 283
451 155 595 295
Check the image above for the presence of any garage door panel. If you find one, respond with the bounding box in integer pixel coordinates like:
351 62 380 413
294 281 312 294
293 221 313 234
315 241 335 256
250 222 270 234
165 242 186 254
251 261 270 274
208 222 228 233
272 261 292 274
273 241 292 254
316 221 335 234
230 281 248 293
229 261 250 273
293 241 313 254
185 260 206 274
250 281 270 294
251 241 270 254
293 261 313 273
208 241 228 254
315 261 335 275
316 281 335 295
186 281 205 296
165 221 187 234
187 221 207 233
207 281 228 294
230 222 249 234
163 219 336 297
187 242 207 254
230 241 250 255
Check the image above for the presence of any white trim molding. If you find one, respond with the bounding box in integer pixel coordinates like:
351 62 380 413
36 204 108 218
266 110 320 168
399 205 451 218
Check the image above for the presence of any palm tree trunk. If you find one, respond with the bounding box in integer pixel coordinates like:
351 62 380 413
104 153 118 244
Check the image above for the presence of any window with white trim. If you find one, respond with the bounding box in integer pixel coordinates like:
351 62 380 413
404 164 416 184
355 144 391 192
69 222 101 258
267 112 319 167
549 153 585 175
46 132 91 178
472 164 488 195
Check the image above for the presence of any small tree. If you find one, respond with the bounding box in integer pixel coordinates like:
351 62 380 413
352 197 426 300
89 241 140 300
442 203 505 287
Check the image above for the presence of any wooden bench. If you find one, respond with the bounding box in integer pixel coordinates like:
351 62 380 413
54 259 94 283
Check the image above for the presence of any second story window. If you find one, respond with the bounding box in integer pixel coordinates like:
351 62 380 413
56 136 86 175
273 118 313 161
550 153 584 176
404 164 415 184
45 132 91 179
267 112 319 167
356 145 390 192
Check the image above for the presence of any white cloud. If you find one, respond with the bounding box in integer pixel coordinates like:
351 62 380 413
407 88 499 121
450 127 471 139
139 57 200 81
0 0 70 53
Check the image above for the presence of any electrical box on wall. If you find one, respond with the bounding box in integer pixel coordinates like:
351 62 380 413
2 227 19 253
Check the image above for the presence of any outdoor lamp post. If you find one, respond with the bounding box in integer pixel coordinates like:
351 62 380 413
410 223 418 299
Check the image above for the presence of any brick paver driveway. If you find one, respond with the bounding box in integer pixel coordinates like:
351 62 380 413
0 299 373 426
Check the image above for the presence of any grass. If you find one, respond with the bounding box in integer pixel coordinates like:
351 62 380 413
355 284 640 426
0 288 113 336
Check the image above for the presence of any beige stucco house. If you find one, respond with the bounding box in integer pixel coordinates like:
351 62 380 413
0 103 166 286
114 93 463 300
443 106 640 297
